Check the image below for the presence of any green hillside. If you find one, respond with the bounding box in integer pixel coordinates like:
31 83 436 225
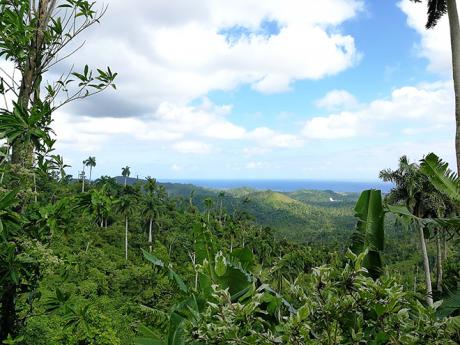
160 182 358 243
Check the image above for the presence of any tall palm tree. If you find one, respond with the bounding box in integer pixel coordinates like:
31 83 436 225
218 191 225 224
380 156 454 306
411 0 460 173
121 166 130 186
81 161 86 193
142 196 157 252
116 194 135 260
83 156 96 182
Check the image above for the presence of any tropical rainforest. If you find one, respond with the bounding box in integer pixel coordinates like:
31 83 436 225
0 0 459 344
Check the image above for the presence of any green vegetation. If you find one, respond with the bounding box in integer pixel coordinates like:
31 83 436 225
162 183 358 244
0 1 459 344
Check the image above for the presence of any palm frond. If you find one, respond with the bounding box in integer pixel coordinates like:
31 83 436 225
426 0 448 29
420 153 460 202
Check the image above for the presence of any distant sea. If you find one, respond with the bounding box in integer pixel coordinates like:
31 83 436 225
158 179 393 193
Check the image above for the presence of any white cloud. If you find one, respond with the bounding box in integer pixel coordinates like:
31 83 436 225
248 127 304 148
53 0 363 118
399 0 451 75
303 81 454 139
172 141 211 154
303 112 361 139
315 89 359 111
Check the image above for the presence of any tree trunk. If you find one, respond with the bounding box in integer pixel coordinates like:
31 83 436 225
89 166 92 183
125 216 128 261
0 284 17 341
12 0 54 166
436 232 443 293
148 217 153 252
418 225 433 306
124 176 127 187
81 175 85 193
442 233 448 262
447 0 460 174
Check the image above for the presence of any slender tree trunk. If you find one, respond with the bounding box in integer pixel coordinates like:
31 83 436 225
124 176 127 187
148 217 153 252
447 0 460 174
81 165 85 192
125 216 128 261
442 233 448 262
436 232 443 293
418 225 433 306
89 166 92 183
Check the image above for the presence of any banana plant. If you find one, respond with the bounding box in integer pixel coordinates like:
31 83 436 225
350 189 385 279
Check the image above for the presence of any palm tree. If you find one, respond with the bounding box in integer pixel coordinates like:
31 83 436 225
411 0 460 173
116 194 135 260
144 176 157 194
83 156 96 183
204 197 213 223
76 189 111 228
380 156 454 306
142 176 158 251
81 162 86 193
218 191 225 224
121 166 130 186
51 154 70 181
142 197 157 252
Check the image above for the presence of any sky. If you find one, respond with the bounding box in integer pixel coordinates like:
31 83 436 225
40 0 457 180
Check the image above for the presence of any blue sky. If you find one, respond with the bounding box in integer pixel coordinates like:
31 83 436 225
44 0 455 180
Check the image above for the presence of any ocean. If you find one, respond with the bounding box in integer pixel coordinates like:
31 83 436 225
157 179 393 193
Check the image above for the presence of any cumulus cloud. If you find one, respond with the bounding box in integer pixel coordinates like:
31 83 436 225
53 98 302 155
399 0 451 75
52 0 363 118
315 89 359 111
303 81 454 139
